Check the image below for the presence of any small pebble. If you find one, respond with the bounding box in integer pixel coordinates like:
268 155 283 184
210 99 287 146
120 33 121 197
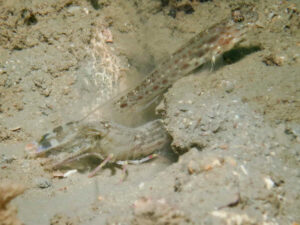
225 82 235 93
139 182 145 190
35 177 52 189
264 177 275 190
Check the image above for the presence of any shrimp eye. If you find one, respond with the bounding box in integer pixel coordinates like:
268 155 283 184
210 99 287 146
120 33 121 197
38 133 52 149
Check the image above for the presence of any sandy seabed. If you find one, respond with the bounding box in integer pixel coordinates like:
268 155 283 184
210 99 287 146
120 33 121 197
0 0 299 224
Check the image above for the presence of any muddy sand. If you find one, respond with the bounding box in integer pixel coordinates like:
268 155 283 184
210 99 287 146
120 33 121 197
0 0 299 224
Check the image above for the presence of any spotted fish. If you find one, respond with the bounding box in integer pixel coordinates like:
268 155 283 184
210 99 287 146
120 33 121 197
112 19 247 111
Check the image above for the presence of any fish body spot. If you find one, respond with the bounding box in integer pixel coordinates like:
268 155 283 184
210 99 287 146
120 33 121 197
181 63 190 70
207 35 219 44
153 85 159 91
120 103 128 108
218 37 234 46
162 79 168 84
